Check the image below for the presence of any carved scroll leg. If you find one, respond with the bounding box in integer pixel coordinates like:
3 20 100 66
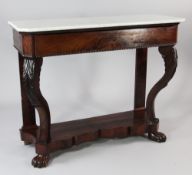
146 46 178 142
19 54 37 145
20 55 51 168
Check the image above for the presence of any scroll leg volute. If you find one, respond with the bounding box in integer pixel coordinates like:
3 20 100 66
20 55 51 167
146 46 178 142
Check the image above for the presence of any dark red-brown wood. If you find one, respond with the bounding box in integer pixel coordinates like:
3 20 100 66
20 109 147 154
134 48 148 110
146 46 177 142
18 54 37 131
11 22 179 168
13 25 178 57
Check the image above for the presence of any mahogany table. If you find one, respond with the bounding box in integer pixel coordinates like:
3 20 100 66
9 15 184 168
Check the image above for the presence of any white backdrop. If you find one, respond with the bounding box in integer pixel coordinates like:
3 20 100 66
0 0 192 174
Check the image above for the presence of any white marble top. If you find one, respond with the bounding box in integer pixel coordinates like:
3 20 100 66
8 15 185 33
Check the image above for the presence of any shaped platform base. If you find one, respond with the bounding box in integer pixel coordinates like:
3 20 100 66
20 109 165 167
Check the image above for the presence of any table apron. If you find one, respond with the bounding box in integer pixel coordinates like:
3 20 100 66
13 25 178 58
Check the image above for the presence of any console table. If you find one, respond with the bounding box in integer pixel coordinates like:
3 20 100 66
9 15 184 168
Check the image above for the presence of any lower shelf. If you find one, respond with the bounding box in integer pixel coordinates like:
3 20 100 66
21 109 148 153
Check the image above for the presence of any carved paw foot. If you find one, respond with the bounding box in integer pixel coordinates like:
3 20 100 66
32 154 49 168
148 132 166 143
